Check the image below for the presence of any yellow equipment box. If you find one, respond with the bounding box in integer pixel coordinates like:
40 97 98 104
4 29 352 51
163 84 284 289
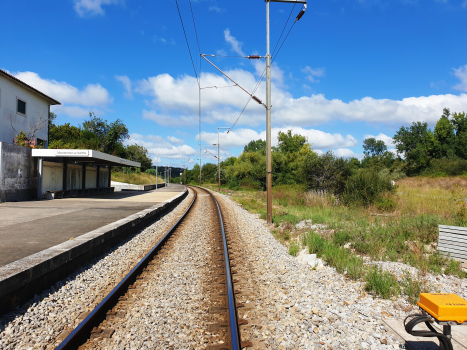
417 293 467 324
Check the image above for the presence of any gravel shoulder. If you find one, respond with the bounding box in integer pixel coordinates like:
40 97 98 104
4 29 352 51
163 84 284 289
216 192 426 350
0 190 194 350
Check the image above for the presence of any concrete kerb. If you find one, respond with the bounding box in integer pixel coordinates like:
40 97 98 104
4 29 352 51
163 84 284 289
0 187 188 315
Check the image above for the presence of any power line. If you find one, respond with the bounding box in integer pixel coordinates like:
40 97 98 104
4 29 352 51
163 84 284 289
219 5 303 145
174 0 198 82
188 0 201 78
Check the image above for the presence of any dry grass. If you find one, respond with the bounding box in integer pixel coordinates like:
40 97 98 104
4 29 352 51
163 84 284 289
111 172 165 186
395 176 467 217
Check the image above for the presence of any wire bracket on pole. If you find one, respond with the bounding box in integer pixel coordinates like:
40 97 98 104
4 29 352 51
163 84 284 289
201 54 267 108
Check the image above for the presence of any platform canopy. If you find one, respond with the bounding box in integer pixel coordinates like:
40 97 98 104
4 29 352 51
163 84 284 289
32 149 141 168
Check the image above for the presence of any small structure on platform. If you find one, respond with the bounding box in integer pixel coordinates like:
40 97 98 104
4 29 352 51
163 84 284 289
32 149 140 199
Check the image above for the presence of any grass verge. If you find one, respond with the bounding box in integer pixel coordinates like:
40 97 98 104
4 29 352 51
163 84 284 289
111 171 165 186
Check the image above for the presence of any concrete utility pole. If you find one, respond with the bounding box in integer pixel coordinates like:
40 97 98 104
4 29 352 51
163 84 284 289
214 127 230 192
156 155 159 190
265 0 307 224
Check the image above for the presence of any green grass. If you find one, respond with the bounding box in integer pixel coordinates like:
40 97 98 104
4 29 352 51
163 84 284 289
289 241 300 256
365 266 400 299
226 180 466 298
111 171 165 186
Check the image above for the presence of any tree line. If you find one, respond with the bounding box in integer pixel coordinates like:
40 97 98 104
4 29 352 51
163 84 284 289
185 108 467 206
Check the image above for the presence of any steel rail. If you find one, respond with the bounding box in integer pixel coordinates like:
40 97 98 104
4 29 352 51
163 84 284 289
195 186 242 350
55 189 197 350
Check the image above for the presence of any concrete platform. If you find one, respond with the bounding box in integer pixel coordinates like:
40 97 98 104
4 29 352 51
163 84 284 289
0 184 185 267
0 184 188 315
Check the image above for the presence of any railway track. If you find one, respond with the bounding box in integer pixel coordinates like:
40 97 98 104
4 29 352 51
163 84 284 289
55 186 250 350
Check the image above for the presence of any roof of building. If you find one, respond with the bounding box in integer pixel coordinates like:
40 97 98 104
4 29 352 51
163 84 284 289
0 69 61 105
31 149 141 168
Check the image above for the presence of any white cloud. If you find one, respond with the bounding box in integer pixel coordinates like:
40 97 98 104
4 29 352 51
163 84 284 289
224 29 245 56
115 75 133 99
127 133 196 160
209 6 225 13
11 71 113 118
364 133 394 146
333 148 360 158
135 69 467 128
302 66 326 83
74 0 123 17
167 136 185 145
52 106 104 118
142 109 198 127
197 127 357 150
13 71 112 106
454 64 467 92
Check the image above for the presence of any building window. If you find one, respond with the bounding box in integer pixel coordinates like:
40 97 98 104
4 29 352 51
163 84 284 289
17 98 26 116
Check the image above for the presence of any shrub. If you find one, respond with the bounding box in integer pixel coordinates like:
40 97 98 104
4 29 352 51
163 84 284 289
302 151 352 196
342 168 395 207
289 241 300 256
402 272 431 305
145 169 158 176
444 259 467 278
423 158 467 177
365 266 400 299
376 198 397 212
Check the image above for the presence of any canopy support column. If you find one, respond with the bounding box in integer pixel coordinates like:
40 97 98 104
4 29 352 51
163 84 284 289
37 157 43 200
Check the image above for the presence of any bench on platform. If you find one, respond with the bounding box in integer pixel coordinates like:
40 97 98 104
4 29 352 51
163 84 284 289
438 225 467 262
46 187 114 200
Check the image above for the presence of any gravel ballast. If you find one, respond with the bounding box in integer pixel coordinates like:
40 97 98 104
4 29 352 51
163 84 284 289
215 192 467 350
0 191 194 350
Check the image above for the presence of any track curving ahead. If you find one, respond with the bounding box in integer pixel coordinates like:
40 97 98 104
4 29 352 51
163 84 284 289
55 186 242 350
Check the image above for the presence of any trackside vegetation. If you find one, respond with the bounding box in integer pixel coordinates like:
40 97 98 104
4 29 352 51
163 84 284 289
197 107 467 302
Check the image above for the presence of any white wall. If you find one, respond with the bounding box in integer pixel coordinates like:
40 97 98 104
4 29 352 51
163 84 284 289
86 167 97 189
0 76 49 145
99 167 109 188
67 164 82 190
42 161 63 194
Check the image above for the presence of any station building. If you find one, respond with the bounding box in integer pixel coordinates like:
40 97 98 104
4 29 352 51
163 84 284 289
0 69 140 202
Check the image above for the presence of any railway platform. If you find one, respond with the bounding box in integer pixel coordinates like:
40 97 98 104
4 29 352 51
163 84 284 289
0 184 185 267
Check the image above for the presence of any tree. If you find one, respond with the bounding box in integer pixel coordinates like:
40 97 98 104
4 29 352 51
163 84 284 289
393 121 434 175
8 111 52 147
451 110 467 159
125 144 152 172
433 108 456 159
81 112 129 154
302 151 352 196
277 130 307 154
243 139 266 153
201 163 218 183
363 138 387 157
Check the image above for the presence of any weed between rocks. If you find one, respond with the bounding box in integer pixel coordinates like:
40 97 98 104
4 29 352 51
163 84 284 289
365 266 400 300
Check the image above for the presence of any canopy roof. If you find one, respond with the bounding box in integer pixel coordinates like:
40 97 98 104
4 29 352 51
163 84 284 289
32 149 141 168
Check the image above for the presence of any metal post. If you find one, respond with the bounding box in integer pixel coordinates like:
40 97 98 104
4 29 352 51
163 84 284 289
218 130 220 191
37 157 43 200
82 163 86 190
63 159 68 191
156 155 158 190
266 0 272 224
96 165 100 189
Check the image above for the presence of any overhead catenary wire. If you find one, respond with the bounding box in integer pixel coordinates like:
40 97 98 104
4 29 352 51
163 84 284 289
219 5 303 145
175 0 199 83
188 0 201 79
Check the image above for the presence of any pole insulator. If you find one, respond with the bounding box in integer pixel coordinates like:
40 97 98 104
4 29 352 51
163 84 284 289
295 9 306 22
247 55 261 59
252 96 263 105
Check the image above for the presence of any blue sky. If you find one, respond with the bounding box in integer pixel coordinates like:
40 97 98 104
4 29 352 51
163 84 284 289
1 0 467 168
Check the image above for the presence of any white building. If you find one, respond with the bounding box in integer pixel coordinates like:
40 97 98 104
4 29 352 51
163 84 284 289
0 69 60 147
